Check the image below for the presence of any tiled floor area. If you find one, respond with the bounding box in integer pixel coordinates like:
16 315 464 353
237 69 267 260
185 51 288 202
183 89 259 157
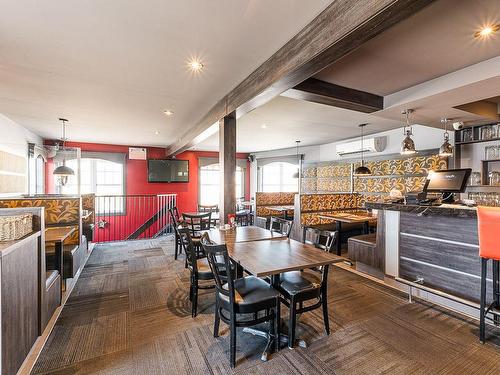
32 238 500 374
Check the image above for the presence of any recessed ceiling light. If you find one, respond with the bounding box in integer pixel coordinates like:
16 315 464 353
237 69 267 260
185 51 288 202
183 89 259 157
163 110 174 116
154 129 160 135
474 24 499 38
188 59 204 72
261 124 267 129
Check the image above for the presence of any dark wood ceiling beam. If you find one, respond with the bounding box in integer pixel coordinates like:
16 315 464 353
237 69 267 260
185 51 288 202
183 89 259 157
166 0 435 155
281 78 383 113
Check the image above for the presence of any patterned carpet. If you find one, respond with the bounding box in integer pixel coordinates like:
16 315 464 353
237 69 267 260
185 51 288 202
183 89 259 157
32 238 500 374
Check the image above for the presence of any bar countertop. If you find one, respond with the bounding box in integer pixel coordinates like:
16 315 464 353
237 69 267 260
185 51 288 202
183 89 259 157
365 201 477 218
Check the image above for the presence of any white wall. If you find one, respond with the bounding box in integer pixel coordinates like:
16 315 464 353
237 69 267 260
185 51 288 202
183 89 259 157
0 113 43 195
249 125 446 197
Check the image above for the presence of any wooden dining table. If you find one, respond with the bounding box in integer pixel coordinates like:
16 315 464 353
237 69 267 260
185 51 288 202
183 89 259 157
205 225 284 245
318 210 377 255
266 205 294 219
45 226 76 297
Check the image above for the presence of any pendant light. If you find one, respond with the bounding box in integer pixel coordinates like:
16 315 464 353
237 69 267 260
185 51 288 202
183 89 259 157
353 123 372 176
292 140 301 178
401 109 417 155
438 117 454 157
53 118 75 186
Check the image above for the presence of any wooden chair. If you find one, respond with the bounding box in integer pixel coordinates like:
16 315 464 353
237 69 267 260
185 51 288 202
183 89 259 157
270 217 293 238
198 204 219 227
178 227 215 318
201 234 280 368
235 200 251 226
168 207 183 260
277 229 337 348
183 212 212 234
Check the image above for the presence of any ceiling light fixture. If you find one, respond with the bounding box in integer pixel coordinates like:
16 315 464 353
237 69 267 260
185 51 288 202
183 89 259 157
261 124 267 129
439 117 454 157
474 24 500 38
292 140 301 179
354 123 372 176
53 118 75 186
401 109 417 155
163 110 174 116
188 59 204 72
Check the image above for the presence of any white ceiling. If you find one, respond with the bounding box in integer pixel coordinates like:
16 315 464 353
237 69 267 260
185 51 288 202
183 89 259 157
0 0 332 147
193 96 402 152
314 0 500 96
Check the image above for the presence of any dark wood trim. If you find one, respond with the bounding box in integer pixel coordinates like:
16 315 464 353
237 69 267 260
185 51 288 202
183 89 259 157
281 78 383 113
218 112 237 224
166 0 435 155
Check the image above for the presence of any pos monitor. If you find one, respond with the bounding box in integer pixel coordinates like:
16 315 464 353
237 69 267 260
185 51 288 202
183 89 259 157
425 168 471 203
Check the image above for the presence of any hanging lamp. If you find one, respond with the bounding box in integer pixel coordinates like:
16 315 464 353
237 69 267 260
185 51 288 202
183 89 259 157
438 117 454 157
401 109 417 155
353 123 372 176
292 140 301 178
53 118 74 185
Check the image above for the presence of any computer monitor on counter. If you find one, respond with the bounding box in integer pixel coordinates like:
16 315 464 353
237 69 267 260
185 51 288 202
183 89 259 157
425 168 471 203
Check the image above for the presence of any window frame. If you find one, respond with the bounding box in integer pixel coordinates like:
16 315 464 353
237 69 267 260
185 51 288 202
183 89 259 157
258 161 298 193
198 163 246 206
60 154 127 215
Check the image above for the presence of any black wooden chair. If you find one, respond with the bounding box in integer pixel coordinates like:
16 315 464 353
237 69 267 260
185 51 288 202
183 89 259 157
235 200 251 226
169 207 183 260
277 229 337 348
201 233 280 368
183 212 213 234
178 227 215 318
270 217 293 238
198 204 219 227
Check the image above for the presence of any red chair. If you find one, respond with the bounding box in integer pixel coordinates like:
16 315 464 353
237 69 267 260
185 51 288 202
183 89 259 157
477 206 500 343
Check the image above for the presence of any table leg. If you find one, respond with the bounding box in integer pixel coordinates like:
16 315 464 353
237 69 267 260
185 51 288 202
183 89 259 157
363 221 369 235
336 221 342 256
55 240 64 302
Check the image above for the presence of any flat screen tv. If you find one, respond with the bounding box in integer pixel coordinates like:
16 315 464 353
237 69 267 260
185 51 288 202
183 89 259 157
147 159 189 183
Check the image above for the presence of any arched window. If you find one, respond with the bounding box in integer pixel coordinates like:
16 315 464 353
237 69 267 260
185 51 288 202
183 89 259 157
199 164 243 205
259 162 297 192
60 158 124 196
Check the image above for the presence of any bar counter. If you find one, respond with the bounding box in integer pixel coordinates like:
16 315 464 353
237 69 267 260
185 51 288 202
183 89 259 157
365 202 490 305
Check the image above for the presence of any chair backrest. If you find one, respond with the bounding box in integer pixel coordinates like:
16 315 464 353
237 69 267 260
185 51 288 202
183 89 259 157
183 212 212 234
168 207 180 228
178 227 199 271
477 206 500 260
270 216 293 238
198 204 218 213
304 227 337 252
201 233 235 304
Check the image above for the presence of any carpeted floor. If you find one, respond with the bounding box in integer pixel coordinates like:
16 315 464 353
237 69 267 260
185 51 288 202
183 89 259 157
32 238 500 374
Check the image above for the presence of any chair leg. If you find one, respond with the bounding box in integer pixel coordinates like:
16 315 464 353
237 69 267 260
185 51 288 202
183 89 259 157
275 297 281 352
493 260 499 326
214 297 220 338
192 277 198 318
322 289 330 335
288 298 296 349
230 314 236 368
174 234 179 260
480 257 488 343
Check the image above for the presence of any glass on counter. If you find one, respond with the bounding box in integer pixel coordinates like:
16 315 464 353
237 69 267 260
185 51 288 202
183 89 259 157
468 192 500 206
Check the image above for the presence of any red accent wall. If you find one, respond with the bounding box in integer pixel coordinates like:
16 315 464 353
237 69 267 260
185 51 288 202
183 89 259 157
44 141 249 241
